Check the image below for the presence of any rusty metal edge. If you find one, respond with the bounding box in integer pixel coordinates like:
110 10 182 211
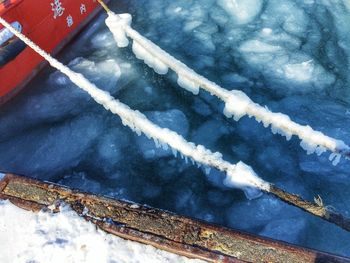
0 173 349 263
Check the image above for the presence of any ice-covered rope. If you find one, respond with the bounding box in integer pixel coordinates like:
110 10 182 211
103 10 350 165
0 16 269 198
2 16 350 233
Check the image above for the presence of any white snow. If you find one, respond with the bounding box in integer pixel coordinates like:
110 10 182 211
0 173 5 180
0 200 203 263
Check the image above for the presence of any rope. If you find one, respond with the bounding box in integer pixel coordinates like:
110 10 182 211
1 13 350 233
0 16 269 192
100 3 350 163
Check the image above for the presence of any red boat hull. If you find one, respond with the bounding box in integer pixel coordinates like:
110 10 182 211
0 0 108 104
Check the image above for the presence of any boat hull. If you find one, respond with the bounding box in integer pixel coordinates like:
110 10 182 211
0 0 108 104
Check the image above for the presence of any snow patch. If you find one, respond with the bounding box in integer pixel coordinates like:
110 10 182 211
0 200 204 263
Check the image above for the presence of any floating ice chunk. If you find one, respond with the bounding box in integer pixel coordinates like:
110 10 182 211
132 41 169 74
283 60 314 82
105 13 132 48
177 74 200 95
217 0 263 24
192 119 230 148
261 27 273 36
239 39 282 53
223 162 270 200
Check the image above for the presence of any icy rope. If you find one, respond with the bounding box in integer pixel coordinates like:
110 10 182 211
105 12 350 165
0 17 270 198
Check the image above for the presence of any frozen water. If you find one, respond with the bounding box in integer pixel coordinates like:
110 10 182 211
1 0 350 257
0 114 104 179
259 217 307 244
191 119 230 148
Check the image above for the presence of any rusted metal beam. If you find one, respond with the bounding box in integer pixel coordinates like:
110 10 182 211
0 173 349 263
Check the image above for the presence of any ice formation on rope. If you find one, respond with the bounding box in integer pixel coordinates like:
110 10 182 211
104 11 350 165
105 13 131 48
0 17 270 199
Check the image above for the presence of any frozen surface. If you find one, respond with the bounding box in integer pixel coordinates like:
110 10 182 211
1 0 350 257
0 200 204 263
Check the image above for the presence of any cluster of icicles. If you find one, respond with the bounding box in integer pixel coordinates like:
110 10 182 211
105 11 350 166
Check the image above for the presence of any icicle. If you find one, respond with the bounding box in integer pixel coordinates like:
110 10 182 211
315 146 326 156
177 74 200 95
300 140 317 155
153 138 160 148
329 153 341 166
132 41 168 75
171 148 178 157
190 158 195 165
184 156 188 163
204 166 211 175
135 128 142 136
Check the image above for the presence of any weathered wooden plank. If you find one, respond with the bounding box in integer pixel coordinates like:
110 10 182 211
0 173 349 263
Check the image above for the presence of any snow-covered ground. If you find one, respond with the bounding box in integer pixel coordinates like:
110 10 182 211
1 0 350 257
0 200 204 263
